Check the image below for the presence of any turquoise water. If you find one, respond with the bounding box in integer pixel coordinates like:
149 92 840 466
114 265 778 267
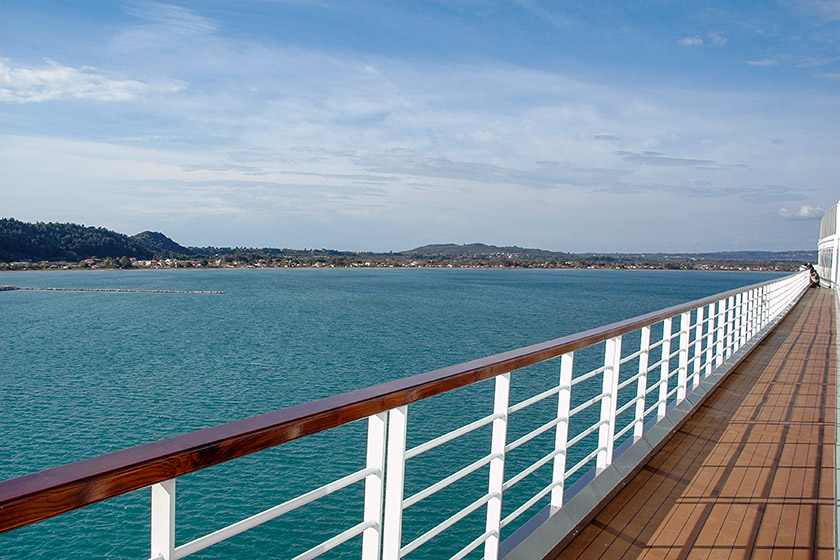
0 269 782 558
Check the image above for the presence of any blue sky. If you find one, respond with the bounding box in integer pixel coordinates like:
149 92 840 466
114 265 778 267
1 1 839 252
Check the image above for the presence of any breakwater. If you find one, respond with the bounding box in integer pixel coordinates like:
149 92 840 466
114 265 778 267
0 285 223 294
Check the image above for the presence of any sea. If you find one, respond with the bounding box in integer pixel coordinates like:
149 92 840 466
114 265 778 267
0 268 784 559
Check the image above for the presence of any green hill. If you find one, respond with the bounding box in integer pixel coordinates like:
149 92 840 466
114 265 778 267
0 218 191 262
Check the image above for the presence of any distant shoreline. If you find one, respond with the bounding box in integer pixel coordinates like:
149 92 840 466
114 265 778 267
0 260 801 273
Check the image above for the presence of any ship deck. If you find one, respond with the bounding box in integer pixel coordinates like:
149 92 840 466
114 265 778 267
552 287 836 559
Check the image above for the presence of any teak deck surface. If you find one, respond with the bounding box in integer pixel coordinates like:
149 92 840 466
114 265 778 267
554 287 836 559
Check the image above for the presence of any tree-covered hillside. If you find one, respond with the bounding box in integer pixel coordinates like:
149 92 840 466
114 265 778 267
0 218 190 262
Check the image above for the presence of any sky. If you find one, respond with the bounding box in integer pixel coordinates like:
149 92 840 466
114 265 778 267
1 1 839 252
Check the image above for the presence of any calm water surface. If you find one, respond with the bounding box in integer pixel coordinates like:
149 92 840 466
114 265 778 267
0 268 783 558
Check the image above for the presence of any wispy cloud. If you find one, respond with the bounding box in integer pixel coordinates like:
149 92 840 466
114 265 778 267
708 31 727 46
594 132 619 142
679 37 704 47
0 58 183 103
616 151 719 168
746 58 779 67
678 32 726 48
115 1 217 52
779 204 824 219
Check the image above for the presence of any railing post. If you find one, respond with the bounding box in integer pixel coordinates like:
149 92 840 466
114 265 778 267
691 306 703 390
725 296 735 359
704 303 714 379
732 293 742 353
551 352 574 507
382 406 408 560
745 289 753 339
676 311 690 401
657 319 671 419
362 412 387 560
151 479 176 560
484 373 511 560
633 327 650 440
763 284 770 327
715 299 726 367
597 336 621 471
761 282 769 326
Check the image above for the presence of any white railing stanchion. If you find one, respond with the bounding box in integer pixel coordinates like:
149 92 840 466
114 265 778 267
703 303 714 379
551 352 575 508
725 296 734 359
633 327 650 440
382 406 408 560
676 312 690 401
715 299 725 367
746 290 755 341
692 306 704 389
151 479 176 560
597 336 622 471
657 319 671 419
551 353 574 507
362 413 387 560
484 373 511 560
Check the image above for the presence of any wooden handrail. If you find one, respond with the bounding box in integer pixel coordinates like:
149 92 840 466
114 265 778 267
0 274 797 534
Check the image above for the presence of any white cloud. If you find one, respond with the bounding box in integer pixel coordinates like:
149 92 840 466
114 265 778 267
779 205 824 219
125 1 216 32
708 31 727 46
679 37 704 47
0 58 184 103
115 1 217 53
746 58 779 67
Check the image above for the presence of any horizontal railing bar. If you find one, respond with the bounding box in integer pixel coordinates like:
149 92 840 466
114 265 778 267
405 412 501 460
643 401 659 417
645 377 666 394
400 493 494 557
567 419 607 449
617 371 643 391
565 446 603 479
502 447 561 492
614 419 638 441
646 357 667 372
615 395 642 417
569 393 605 418
174 467 376 558
648 338 666 351
500 480 559 529
289 520 375 560
570 364 608 387
0 273 801 534
450 529 495 560
619 348 644 364
403 453 498 509
505 417 563 454
508 385 562 415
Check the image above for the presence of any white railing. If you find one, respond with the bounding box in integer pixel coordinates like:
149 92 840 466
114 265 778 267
0 271 811 560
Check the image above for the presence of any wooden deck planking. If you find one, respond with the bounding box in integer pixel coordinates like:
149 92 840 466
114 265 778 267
552 288 835 559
